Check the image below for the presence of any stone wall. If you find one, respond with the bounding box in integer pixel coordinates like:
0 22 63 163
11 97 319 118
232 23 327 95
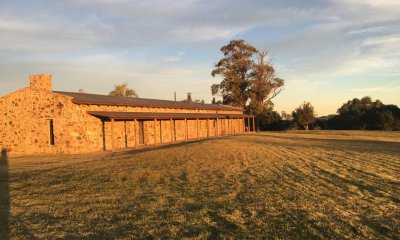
29 74 52 91
0 75 247 156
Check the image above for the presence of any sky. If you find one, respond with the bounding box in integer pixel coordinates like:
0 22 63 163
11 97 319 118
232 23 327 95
0 0 399 116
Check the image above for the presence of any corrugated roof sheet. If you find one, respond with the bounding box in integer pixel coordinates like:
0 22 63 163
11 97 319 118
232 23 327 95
87 111 253 120
54 91 243 111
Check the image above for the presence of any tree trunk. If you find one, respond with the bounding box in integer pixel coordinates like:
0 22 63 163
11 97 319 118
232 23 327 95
304 124 309 131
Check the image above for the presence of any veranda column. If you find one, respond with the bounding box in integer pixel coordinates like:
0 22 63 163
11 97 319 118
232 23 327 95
154 118 158 146
207 118 210 138
111 118 115 152
159 120 163 144
220 119 222 135
232 118 235 134
185 118 188 141
124 121 128 148
134 119 137 149
237 118 242 134
224 119 227 135
226 118 229 135
216 118 219 137
229 118 232 135
196 118 199 140
231 118 233 134
252 117 256 132
174 119 177 141
247 117 251 132
170 118 174 143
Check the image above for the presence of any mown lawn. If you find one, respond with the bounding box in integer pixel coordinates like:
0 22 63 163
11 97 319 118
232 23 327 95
1 131 400 239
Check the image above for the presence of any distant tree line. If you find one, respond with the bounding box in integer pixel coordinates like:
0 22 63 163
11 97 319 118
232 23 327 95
318 97 400 131
259 97 400 131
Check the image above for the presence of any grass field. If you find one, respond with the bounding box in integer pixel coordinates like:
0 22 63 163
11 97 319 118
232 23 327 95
1 131 399 239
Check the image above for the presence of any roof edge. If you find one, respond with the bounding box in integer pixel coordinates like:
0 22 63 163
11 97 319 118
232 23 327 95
54 91 244 111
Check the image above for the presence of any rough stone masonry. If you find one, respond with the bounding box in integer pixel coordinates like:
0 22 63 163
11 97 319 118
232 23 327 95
0 74 254 156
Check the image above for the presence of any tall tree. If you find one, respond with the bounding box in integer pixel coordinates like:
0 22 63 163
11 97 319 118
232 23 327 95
248 51 284 115
211 40 257 108
211 39 284 120
292 102 316 130
109 83 138 98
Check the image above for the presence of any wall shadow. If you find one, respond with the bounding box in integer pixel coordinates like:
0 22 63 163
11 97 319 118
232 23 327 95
0 148 9 240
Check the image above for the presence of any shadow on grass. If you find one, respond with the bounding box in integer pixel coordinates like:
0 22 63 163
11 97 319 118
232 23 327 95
0 148 9 240
114 135 234 156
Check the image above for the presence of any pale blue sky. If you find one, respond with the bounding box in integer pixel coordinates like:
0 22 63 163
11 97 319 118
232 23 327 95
1 0 399 115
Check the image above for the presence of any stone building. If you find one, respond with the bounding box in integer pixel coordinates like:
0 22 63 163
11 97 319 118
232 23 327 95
0 74 255 156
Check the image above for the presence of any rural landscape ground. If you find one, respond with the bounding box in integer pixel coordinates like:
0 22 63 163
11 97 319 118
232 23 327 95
1 131 399 239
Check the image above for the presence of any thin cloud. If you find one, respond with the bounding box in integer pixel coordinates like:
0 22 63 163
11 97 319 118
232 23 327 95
172 26 247 42
165 52 185 62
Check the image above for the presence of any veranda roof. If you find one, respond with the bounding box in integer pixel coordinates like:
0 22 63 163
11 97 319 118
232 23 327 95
87 111 253 120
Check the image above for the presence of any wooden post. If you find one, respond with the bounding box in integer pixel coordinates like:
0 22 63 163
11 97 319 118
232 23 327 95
216 118 219 137
236 118 239 134
160 120 162 143
174 119 177 142
242 118 245 133
232 118 234 134
102 120 106 151
134 119 137 149
154 118 157 146
207 118 210 138
226 119 228 135
228 118 231 135
196 118 199 140
225 118 228 135
247 117 250 132
124 121 128 148
185 118 188 141
230 118 233 135
224 119 226 135
170 118 174 143
111 118 115 152
252 117 256 132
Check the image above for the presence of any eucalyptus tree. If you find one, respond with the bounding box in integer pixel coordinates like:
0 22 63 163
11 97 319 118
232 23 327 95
109 83 138 98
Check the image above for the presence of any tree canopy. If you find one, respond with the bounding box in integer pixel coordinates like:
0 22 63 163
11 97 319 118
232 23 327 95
211 40 284 113
248 51 284 116
109 83 138 98
328 96 400 130
292 102 316 130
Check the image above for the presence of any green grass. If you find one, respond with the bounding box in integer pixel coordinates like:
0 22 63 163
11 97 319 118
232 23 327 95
1 131 400 239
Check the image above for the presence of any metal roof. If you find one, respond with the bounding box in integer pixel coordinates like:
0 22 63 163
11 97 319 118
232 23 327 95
87 111 253 120
54 91 243 111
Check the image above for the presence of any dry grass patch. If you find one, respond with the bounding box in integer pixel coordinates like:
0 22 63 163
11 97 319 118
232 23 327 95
1 131 399 239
